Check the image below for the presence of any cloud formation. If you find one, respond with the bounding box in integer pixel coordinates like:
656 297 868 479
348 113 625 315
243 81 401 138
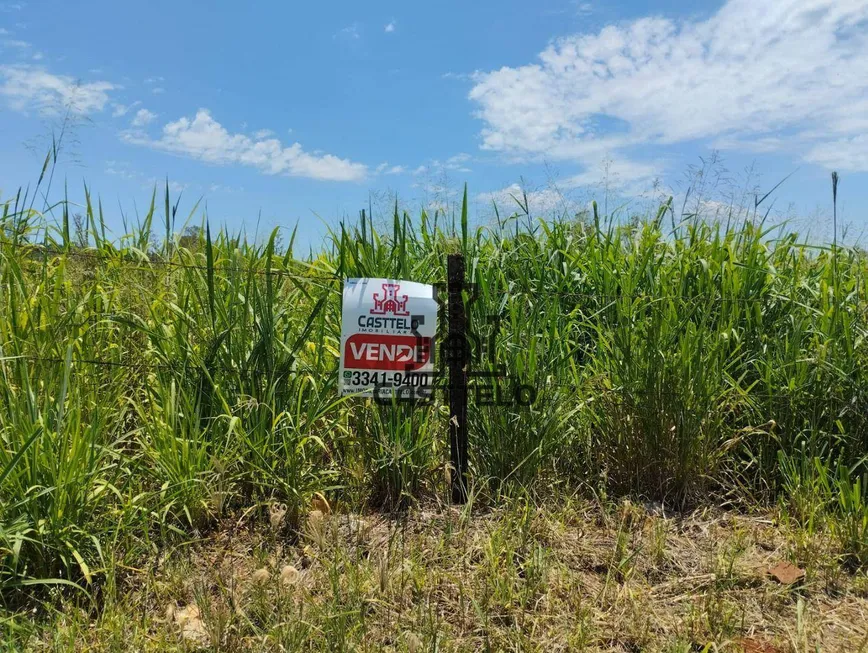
122 108 367 182
470 0 868 173
413 153 473 176
477 183 574 215
130 107 156 127
375 162 405 175
0 63 114 114
111 100 141 117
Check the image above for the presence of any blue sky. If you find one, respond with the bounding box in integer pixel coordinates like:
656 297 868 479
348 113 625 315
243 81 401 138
1 0 867 247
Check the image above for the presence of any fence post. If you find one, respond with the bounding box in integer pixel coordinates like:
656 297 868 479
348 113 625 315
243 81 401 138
447 253 469 503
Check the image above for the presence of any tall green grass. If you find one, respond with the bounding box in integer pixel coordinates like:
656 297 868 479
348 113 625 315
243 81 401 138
1 167 867 596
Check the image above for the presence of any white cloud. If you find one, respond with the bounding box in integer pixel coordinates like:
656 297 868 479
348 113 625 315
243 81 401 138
146 178 186 193
0 63 115 114
563 157 661 191
413 153 474 176
375 162 406 175
111 100 140 117
122 108 368 182
2 38 29 48
144 76 164 84
805 136 868 171
478 183 574 215
384 21 396 33
470 0 868 173
130 107 156 127
253 128 275 139
445 153 472 172
151 86 165 95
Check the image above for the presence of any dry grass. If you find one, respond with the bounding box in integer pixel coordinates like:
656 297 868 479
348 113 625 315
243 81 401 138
16 499 867 652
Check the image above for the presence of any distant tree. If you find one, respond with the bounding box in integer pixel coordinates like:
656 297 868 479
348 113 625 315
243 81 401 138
178 226 204 252
574 209 591 224
72 213 88 248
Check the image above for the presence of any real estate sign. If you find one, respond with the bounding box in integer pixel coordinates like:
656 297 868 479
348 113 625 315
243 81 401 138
340 278 437 399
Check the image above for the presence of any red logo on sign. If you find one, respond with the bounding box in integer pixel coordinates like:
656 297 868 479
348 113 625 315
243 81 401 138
371 283 409 316
344 334 431 370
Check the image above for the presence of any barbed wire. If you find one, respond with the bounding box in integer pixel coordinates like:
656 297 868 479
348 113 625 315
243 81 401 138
515 290 781 303
4 243 864 307
478 286 861 304
1 353 167 370
4 353 861 406
0 352 325 378
534 382 862 401
2 243 864 401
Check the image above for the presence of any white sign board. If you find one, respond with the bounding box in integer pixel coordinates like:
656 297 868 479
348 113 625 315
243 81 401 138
340 278 437 399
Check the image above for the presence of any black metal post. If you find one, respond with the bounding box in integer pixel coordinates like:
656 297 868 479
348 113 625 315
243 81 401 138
447 253 468 503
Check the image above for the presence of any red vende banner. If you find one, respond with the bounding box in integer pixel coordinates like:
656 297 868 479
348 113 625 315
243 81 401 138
343 334 432 371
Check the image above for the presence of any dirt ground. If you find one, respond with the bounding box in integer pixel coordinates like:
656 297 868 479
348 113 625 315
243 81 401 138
29 498 868 652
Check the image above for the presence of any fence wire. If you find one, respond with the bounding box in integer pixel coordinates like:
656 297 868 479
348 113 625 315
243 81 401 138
1 245 864 407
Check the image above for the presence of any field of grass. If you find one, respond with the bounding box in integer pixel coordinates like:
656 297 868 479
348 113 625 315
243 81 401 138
1 160 867 650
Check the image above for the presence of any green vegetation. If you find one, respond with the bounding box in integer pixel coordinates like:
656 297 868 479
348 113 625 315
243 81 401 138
0 157 866 649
